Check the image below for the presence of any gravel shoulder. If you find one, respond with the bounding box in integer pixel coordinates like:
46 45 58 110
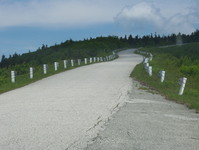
85 78 199 150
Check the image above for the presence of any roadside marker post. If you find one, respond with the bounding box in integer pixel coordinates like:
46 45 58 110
90 58 92 63
143 58 149 64
78 59 81 66
144 63 149 72
54 62 58 71
93 57 96 63
71 60 74 67
84 58 87 65
106 56 109 61
179 77 187 95
148 66 152 76
30 67 33 79
11 71 15 83
159 71 165 82
43 64 47 74
63 60 67 69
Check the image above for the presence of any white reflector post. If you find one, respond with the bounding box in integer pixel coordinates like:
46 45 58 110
143 58 149 64
90 58 92 63
54 62 58 71
148 66 152 76
43 64 47 74
71 60 74 67
149 53 153 61
84 58 87 64
93 57 96 63
63 60 67 69
160 71 165 82
179 77 187 95
144 63 149 73
78 59 81 65
30 67 33 79
106 56 109 61
11 71 15 83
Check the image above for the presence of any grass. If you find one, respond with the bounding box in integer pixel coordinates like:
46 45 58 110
131 44 199 112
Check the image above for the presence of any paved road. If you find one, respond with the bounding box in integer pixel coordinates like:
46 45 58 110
0 49 142 150
85 79 199 150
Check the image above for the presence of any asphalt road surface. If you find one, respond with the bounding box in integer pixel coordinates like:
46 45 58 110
0 49 142 150
85 80 199 150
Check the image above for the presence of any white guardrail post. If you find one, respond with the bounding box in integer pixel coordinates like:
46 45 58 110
84 58 87 65
78 59 81 66
63 60 67 69
90 57 92 63
144 63 149 74
71 60 74 67
145 58 149 63
149 53 153 61
54 62 58 71
43 64 47 74
106 56 109 61
30 67 33 79
179 77 187 95
11 71 15 83
148 66 152 76
93 57 96 63
159 71 165 82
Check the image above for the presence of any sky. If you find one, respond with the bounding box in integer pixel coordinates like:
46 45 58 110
0 0 198 57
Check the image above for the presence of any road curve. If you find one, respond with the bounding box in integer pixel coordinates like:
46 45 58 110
0 49 142 150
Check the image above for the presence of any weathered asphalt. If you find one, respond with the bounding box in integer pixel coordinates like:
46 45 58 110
85 80 199 150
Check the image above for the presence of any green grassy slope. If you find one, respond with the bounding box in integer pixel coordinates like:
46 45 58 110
131 43 199 111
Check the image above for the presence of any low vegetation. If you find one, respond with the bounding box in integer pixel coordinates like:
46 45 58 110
131 42 199 111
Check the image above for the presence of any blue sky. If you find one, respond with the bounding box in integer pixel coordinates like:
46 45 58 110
0 0 198 57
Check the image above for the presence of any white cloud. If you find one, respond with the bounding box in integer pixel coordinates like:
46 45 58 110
114 1 199 34
0 0 120 28
165 13 196 34
115 2 164 32
0 0 198 34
